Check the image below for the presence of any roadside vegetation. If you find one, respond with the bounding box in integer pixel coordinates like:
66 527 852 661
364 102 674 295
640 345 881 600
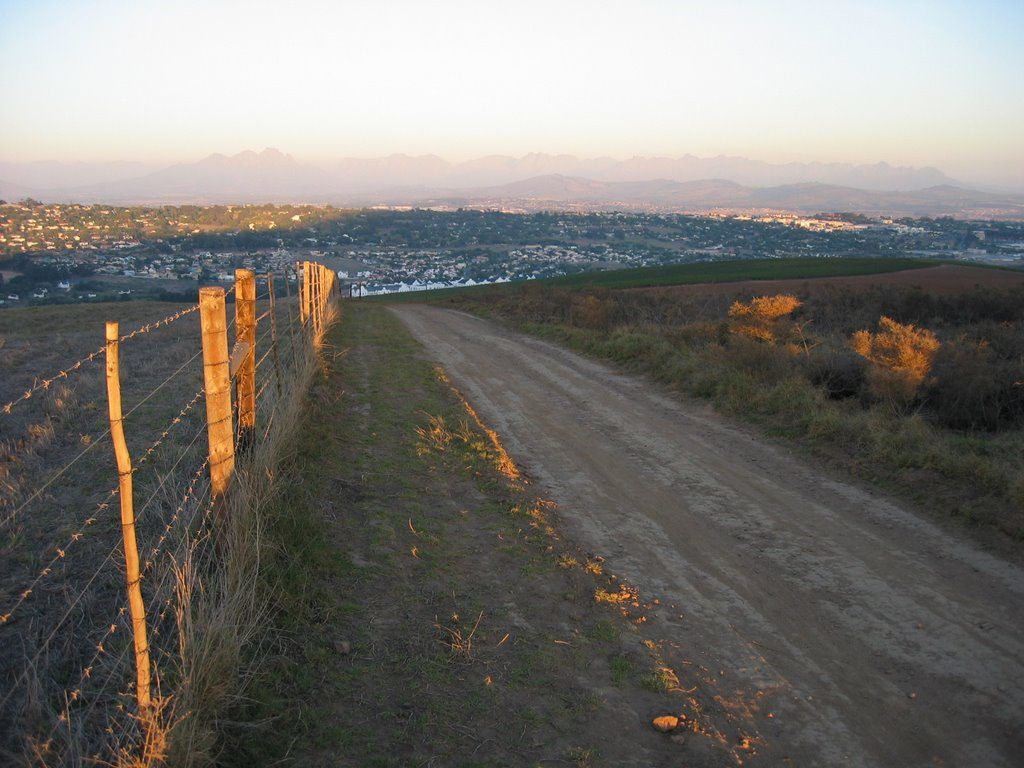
419 274 1024 545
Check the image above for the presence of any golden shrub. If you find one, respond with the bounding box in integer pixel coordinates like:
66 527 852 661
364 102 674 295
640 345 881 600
851 316 940 407
728 294 802 343
728 294 803 321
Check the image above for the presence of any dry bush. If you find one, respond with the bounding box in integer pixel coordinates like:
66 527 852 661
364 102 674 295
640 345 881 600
928 336 1024 431
570 292 617 331
728 294 802 344
806 346 866 400
851 316 940 409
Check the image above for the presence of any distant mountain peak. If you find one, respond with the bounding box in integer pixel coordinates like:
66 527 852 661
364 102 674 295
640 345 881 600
6 149 1016 216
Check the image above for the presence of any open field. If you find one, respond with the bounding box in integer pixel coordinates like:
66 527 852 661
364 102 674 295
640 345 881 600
381 257 946 302
541 256 945 289
634 263 1024 298
3 257 1022 765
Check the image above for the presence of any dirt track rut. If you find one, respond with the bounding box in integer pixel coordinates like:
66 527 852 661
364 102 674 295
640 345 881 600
391 305 1024 768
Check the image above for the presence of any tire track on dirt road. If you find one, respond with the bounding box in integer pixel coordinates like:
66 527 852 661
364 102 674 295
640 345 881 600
392 304 1024 768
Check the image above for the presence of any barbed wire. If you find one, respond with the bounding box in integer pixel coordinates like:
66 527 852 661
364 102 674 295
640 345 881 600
0 423 209 714
0 429 111 529
1 301 201 419
253 325 276 371
0 485 118 626
0 536 122 714
54 464 211 742
1 280 311 634
33 409 236 759
115 302 200 345
140 458 210 574
135 386 204 467
0 385 206 626
0 349 203 531
0 346 105 416
133 424 207 527
59 487 217 754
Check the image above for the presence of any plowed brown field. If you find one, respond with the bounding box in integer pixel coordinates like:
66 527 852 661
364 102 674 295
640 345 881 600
632 263 1024 298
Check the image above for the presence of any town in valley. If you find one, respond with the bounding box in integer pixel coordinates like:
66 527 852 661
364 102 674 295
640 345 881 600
2 201 1023 305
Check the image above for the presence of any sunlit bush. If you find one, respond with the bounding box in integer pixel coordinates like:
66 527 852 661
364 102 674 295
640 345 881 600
851 316 940 409
728 294 803 343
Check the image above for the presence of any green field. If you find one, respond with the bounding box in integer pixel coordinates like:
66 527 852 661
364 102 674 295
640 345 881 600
380 256 941 302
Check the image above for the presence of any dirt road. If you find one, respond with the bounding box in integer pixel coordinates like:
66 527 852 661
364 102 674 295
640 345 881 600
392 305 1024 768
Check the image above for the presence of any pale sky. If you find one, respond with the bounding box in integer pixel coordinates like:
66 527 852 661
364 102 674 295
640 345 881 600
1 0 1022 187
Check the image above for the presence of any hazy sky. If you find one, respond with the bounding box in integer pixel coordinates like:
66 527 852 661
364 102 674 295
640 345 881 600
1 0 1022 187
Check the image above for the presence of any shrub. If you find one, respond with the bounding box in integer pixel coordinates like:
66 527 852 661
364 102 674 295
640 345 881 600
570 292 617 331
851 316 940 410
806 347 866 399
928 336 1024 430
728 294 802 343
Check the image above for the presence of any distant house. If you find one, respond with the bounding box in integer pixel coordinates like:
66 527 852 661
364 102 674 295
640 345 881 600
58 280 71 290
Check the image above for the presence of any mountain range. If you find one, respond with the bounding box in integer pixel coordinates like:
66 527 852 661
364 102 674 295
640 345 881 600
2 149 1022 218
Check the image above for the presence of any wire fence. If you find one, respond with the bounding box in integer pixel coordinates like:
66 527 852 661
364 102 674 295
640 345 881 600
0 262 338 766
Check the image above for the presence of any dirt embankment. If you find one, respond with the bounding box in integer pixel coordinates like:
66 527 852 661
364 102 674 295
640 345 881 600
393 304 1024 768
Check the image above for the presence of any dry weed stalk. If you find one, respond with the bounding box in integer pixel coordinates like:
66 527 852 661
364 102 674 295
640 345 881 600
435 611 484 661
415 413 454 454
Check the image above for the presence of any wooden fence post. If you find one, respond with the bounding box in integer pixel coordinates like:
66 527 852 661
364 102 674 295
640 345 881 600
199 287 235 512
234 270 256 450
307 263 315 336
282 264 299 367
297 261 307 325
314 265 323 335
104 321 151 711
267 272 284 397
317 266 325 331
309 260 316 328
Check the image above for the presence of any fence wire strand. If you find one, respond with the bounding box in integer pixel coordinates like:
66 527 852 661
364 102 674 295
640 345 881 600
1 301 201 419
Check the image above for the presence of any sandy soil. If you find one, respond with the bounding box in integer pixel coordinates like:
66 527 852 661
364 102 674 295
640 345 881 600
635 264 1024 298
393 304 1024 768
